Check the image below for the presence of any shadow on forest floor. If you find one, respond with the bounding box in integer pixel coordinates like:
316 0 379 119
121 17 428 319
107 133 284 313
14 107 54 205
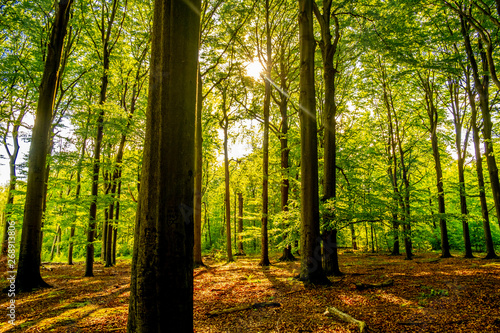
1 251 500 332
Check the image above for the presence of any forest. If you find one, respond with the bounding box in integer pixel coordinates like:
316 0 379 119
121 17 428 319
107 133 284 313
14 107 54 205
1 0 500 332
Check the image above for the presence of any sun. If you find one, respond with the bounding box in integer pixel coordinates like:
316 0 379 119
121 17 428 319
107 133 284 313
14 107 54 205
245 60 265 80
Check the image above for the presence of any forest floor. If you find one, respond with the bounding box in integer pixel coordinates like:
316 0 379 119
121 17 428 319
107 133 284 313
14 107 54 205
0 251 499 332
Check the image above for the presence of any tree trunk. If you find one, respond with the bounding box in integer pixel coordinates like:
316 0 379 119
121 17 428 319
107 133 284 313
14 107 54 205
86 53 108 277
297 0 330 285
350 224 357 250
1 160 17 258
127 0 200 330
461 16 500 230
258 0 272 267
314 0 341 276
419 72 451 258
448 78 473 258
85 0 125 277
222 88 233 263
237 192 245 255
1 109 24 258
392 104 412 260
15 0 73 292
379 63 400 257
277 51 296 262
464 69 498 259
194 70 205 267
113 179 121 265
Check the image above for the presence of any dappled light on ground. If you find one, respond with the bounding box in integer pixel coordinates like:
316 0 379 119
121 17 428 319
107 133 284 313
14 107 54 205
0 252 499 332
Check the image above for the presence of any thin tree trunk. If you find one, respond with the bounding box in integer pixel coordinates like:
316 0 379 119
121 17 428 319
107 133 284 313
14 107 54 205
222 88 233 262
277 52 295 262
418 71 451 258
259 0 272 267
237 192 245 255
1 109 25 258
194 70 205 267
448 77 473 258
86 0 125 277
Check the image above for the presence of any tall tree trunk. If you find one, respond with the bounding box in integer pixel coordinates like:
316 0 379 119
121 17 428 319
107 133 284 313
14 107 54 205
313 0 341 276
194 70 204 267
277 48 295 262
221 88 233 263
418 72 451 258
69 114 89 265
127 0 200 330
461 15 500 229
380 62 400 256
391 102 412 260
259 0 271 267
448 78 473 258
464 68 498 259
86 0 125 277
297 0 329 285
15 0 73 292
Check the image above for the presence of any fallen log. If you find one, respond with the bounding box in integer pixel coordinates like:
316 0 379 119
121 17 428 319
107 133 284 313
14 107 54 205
324 307 367 333
207 302 281 317
354 279 393 291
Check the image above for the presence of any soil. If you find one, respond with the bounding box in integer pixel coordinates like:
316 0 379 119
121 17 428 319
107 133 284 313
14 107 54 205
1 251 499 332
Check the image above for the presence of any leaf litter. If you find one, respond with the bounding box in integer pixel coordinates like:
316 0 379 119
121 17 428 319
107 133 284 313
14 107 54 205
0 252 499 332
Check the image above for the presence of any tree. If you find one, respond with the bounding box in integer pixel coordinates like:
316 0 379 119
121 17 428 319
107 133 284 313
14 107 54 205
447 76 473 258
313 0 343 275
297 0 330 285
85 0 127 277
461 18 498 259
15 0 73 292
127 0 201 330
459 9 500 230
258 0 272 267
417 70 452 258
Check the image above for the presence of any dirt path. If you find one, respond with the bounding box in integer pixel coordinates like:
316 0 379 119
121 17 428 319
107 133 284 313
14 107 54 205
1 252 499 332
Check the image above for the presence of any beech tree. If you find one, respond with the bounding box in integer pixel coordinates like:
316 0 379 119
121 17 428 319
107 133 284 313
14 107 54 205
127 0 201 331
15 0 73 292
297 0 330 285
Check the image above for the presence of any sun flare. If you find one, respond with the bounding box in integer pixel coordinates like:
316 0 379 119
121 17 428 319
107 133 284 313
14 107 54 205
246 61 264 80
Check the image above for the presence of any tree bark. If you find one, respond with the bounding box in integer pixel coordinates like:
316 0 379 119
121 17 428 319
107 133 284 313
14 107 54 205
85 0 126 277
461 15 500 229
221 88 234 263
259 0 272 267
313 0 342 276
68 110 90 265
15 0 73 292
448 78 473 258
297 0 330 285
127 0 200 331
461 17 498 258
277 44 295 263
194 70 205 267
1 107 25 258
418 71 451 258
